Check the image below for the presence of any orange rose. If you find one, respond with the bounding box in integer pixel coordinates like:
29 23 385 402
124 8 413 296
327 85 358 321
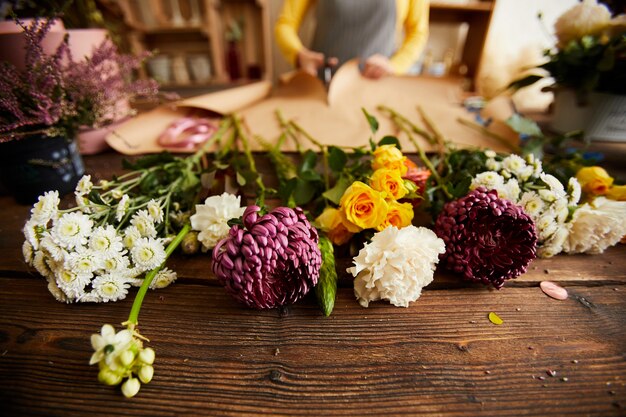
576 166 614 195
315 207 353 246
375 200 414 231
372 145 407 176
339 181 388 232
369 168 409 200
607 185 626 201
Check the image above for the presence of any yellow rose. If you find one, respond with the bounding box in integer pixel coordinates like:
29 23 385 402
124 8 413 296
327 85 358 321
315 207 353 246
554 0 611 48
369 168 409 200
339 181 388 232
372 145 408 176
375 200 414 231
607 185 626 201
576 166 614 196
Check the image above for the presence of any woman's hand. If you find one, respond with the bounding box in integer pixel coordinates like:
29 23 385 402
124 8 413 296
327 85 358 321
362 54 394 79
297 48 337 76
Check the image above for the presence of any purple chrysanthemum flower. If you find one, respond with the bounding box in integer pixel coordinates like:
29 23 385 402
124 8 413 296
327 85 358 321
434 187 537 289
212 206 321 309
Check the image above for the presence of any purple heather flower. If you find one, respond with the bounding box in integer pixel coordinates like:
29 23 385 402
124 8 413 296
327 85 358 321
212 206 321 309
434 187 537 289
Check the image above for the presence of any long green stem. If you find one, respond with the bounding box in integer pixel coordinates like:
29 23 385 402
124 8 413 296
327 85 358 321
191 117 232 163
289 121 331 190
457 117 521 154
378 105 436 145
233 115 266 207
127 223 191 327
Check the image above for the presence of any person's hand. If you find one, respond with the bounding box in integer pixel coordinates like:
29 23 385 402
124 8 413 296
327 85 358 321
297 48 337 76
362 54 394 79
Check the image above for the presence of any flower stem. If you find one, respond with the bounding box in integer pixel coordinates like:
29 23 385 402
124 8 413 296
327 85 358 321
232 115 266 207
457 117 521 154
127 223 191 327
378 105 436 145
289 120 331 191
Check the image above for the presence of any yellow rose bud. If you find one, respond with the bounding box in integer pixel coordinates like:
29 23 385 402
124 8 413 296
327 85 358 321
315 207 353 246
370 168 409 200
576 166 614 195
372 145 407 176
339 181 388 231
607 185 626 201
375 200 414 231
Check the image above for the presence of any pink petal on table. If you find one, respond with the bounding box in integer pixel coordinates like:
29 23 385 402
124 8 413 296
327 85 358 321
540 281 568 300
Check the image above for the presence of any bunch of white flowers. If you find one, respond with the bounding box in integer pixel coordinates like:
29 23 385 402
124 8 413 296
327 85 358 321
190 192 246 251
471 152 581 258
348 225 445 307
564 197 626 255
22 177 176 303
90 324 156 398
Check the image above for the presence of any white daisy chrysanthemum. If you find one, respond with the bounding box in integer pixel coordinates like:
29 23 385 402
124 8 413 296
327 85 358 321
538 189 557 202
131 238 166 271
51 212 93 249
22 241 34 264
75 175 93 196
46 277 69 303
102 253 130 273
111 189 124 200
149 267 177 289
485 158 500 172
33 251 53 278
501 155 533 180
541 173 566 199
131 210 157 238
536 214 559 241
146 199 164 224
519 191 545 217
568 177 582 205
484 150 497 158
349 225 445 308
92 274 130 302
500 179 521 201
40 234 67 263
23 220 43 250
66 249 102 276
470 171 504 194
30 190 60 224
55 267 91 299
89 225 124 256
123 226 142 249
116 194 130 222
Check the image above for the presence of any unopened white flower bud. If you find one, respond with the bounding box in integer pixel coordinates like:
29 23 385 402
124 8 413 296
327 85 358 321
98 369 122 386
138 365 154 383
121 377 141 398
138 347 155 365
120 349 135 367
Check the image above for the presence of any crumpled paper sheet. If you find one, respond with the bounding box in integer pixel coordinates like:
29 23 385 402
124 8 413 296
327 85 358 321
106 60 517 155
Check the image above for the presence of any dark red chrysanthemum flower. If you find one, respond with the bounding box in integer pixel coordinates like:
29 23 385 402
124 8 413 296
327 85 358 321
212 206 321 309
434 187 537 289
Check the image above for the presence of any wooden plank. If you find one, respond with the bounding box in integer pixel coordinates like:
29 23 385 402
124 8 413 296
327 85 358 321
0 278 625 416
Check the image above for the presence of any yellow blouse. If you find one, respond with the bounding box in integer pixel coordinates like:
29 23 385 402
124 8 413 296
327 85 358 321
274 0 430 75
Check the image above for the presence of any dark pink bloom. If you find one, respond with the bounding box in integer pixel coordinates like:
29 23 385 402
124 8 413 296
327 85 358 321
212 206 321 309
434 187 537 289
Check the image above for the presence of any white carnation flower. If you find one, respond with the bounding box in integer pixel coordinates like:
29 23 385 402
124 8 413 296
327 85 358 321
89 225 124 256
131 210 157 238
190 193 246 251
471 171 504 192
116 194 130 222
51 212 93 249
30 190 60 224
131 238 166 271
348 226 445 308
92 274 130 302
150 267 177 289
564 197 626 254
147 199 164 224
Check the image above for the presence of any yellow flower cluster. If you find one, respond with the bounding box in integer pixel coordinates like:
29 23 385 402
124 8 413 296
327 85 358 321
317 145 415 245
576 166 626 200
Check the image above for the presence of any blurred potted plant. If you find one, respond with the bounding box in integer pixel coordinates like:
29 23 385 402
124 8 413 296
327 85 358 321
0 18 158 204
510 0 626 133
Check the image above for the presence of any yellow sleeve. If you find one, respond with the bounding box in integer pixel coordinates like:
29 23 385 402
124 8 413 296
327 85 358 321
390 0 430 74
274 0 314 68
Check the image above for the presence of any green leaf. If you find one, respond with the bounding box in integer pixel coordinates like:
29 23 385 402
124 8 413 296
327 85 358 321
328 146 347 172
300 170 322 182
299 150 318 174
507 74 544 91
293 178 317 205
316 235 338 317
378 135 401 149
451 176 471 198
236 171 247 186
362 108 379 134
506 113 543 137
322 176 351 205
87 190 107 206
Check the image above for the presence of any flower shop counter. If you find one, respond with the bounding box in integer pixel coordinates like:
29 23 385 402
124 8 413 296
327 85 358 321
1 151 626 416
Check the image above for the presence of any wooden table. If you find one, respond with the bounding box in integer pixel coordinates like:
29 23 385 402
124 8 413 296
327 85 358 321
1 151 625 416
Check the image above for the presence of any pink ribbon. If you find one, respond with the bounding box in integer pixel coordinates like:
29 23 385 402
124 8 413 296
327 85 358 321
157 117 218 150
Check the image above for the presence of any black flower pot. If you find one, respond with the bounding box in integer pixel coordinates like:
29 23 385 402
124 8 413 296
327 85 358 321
0 135 84 205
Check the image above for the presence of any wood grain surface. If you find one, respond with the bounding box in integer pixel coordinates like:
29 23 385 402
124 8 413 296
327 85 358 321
1 151 625 416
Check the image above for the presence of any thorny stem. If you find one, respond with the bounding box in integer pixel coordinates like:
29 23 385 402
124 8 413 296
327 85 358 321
383 107 453 199
233 115 266 207
457 117 521 154
127 223 191 327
